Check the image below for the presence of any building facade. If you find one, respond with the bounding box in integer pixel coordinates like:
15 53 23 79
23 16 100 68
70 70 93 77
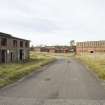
0 32 30 63
33 46 71 53
76 41 105 55
33 47 49 52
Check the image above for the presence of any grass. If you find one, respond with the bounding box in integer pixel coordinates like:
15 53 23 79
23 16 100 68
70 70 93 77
35 52 75 58
76 53 105 80
0 52 56 88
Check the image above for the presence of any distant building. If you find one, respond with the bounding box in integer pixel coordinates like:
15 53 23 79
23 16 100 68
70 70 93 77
33 46 70 53
0 32 30 63
33 47 49 52
76 41 105 55
48 47 56 53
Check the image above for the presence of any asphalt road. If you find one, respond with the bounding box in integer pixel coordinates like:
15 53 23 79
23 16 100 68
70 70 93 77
0 58 105 104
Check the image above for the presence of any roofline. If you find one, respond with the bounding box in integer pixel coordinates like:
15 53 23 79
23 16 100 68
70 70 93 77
12 36 30 41
76 40 105 43
0 32 30 41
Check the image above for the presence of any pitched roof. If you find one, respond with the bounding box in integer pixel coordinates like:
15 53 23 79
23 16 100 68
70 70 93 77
0 32 30 41
0 32 12 38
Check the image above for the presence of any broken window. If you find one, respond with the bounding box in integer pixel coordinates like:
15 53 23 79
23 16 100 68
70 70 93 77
20 41 23 47
13 40 17 47
1 38 7 46
25 41 29 48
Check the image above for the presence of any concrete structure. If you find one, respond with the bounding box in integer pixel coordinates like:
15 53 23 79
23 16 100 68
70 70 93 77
0 32 30 63
76 41 105 55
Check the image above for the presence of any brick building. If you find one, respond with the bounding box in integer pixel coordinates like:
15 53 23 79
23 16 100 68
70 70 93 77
76 41 105 55
33 47 49 52
33 46 71 53
0 32 30 63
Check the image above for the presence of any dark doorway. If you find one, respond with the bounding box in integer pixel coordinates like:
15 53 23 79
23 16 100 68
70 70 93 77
10 52 13 62
90 51 94 53
1 50 6 63
20 50 23 61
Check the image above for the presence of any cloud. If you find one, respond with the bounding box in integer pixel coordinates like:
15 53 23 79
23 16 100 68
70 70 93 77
0 0 104 45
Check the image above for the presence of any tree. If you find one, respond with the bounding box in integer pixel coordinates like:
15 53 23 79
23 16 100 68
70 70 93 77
30 45 34 51
70 40 76 53
70 40 75 46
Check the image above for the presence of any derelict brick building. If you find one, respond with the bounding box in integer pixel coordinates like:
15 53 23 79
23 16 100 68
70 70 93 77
76 41 105 55
0 32 30 63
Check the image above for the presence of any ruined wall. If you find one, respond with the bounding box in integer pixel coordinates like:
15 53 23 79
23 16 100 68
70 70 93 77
0 36 30 63
76 41 105 55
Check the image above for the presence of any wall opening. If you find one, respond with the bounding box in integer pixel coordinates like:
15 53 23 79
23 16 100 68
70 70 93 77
13 40 17 47
1 50 7 63
20 41 23 47
1 38 7 46
90 51 94 53
25 41 29 48
20 49 23 61
10 52 13 62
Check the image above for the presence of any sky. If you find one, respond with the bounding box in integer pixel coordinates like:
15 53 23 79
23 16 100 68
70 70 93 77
0 0 105 46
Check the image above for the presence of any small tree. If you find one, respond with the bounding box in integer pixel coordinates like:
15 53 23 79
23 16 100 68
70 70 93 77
70 40 75 46
70 40 76 53
30 45 34 51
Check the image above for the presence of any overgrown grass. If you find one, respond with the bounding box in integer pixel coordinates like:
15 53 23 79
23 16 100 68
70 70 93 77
35 52 75 58
0 52 56 88
76 54 105 80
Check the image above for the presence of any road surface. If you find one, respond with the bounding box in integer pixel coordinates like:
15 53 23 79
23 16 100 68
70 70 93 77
0 58 105 104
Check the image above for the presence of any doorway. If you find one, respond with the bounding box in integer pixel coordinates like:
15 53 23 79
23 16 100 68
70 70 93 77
1 50 7 63
90 51 94 53
10 52 13 62
20 50 23 61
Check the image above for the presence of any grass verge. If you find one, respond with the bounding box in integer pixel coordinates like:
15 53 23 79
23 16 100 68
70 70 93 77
76 54 105 80
0 52 56 88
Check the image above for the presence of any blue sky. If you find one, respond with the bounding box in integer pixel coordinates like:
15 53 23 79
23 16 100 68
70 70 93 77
0 0 105 45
